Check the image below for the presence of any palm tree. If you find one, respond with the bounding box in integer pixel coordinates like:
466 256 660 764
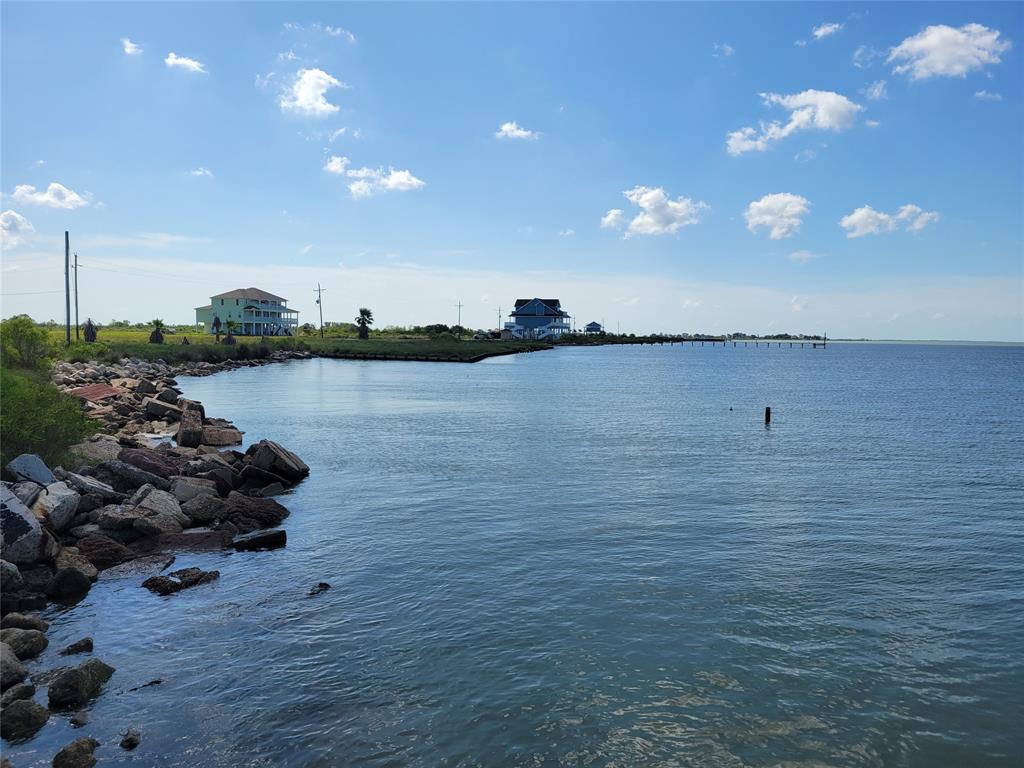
355 308 374 340
148 318 165 344
223 319 238 346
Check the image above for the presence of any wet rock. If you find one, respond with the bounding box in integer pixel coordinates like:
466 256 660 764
10 481 43 507
14 593 48 612
239 464 287 488
56 548 99 582
98 554 174 580
0 681 35 707
154 388 180 405
1 559 23 592
142 567 219 596
245 440 309 484
47 658 115 708
168 475 218 503
0 698 49 741
223 492 289 533
45 568 92 600
19 565 55 593
59 637 93 656
308 582 331 596
69 712 89 728
260 482 285 497
1 613 49 632
120 728 141 750
180 494 226 525
52 737 100 768
0 628 48 659
1 641 28 688
176 407 204 449
200 426 244 446
93 460 169 494
1 485 45 564
4 454 55 486
31 482 81 532
75 534 134 571
232 528 286 551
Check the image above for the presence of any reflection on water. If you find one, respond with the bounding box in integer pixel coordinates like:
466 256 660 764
7 343 1023 766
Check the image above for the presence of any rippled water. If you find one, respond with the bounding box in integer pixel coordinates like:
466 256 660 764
10 343 1024 767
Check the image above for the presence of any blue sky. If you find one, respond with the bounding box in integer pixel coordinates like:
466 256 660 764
2 2 1021 339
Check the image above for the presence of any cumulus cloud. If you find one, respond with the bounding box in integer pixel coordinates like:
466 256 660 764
189 167 213 177
121 38 142 55
602 186 709 238
789 250 820 263
839 203 940 237
813 22 843 40
727 90 862 155
862 80 887 100
12 182 89 209
745 193 811 239
495 121 540 140
1 210 34 249
975 90 1003 101
601 209 625 229
280 68 346 117
853 45 883 68
165 52 206 73
324 161 425 198
888 23 1011 80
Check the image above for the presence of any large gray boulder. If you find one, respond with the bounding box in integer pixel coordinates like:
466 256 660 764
0 641 28 689
1 559 24 591
96 504 141 531
45 568 92 600
180 494 226 525
130 485 189 536
0 613 48 631
9 481 43 507
201 426 243 446
1 486 44 564
31 482 80 531
0 628 48 660
75 534 134 571
168 476 218 503
0 681 34 707
0 698 48 741
94 460 169 493
53 737 100 768
223 492 290 533
245 440 309 484
47 658 115 708
4 454 55 486
66 434 122 464
176 407 204 448
55 547 99 581
56 470 123 502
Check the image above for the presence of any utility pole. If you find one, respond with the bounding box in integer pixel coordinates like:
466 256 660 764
455 301 464 339
73 253 80 341
314 283 326 338
497 305 502 332
64 232 71 346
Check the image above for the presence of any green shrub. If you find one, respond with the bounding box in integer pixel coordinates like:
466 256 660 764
0 365 97 466
1 315 52 369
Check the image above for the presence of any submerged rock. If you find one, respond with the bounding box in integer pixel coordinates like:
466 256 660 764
47 658 115 708
308 582 331 596
119 728 141 750
223 492 289 533
142 566 219 596
59 637 94 656
45 568 92 600
231 529 286 551
52 737 100 768
0 698 49 741
75 534 134 571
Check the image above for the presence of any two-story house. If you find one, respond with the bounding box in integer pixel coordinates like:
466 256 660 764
503 298 571 339
195 288 300 336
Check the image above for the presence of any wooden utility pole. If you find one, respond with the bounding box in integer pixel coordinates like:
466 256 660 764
64 232 71 346
497 305 502 332
73 253 80 341
314 283 326 338
455 301 464 339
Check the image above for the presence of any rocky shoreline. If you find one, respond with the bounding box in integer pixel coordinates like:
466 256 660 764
0 353 313 764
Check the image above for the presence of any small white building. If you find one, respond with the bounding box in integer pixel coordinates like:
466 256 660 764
195 288 299 336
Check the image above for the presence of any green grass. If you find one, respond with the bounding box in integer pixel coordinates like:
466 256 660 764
0 364 99 467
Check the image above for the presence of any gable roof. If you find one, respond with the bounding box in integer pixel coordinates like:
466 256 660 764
514 298 561 310
211 288 287 302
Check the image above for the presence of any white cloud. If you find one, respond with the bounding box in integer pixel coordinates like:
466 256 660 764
121 38 142 55
328 127 350 141
189 167 213 177
813 22 843 40
975 90 1003 101
1 210 34 249
164 52 206 74
323 155 350 174
608 186 710 238
11 182 89 209
559 228 575 237
278 50 297 61
791 295 808 312
745 193 811 239
888 23 1011 80
865 119 881 128
713 43 735 57
324 25 357 43
839 203 940 237
280 68 345 117
862 80 888 100
794 148 817 162
255 72 276 89
853 44 883 68
727 89 862 155
299 244 314 256
794 40 808 48
601 209 625 229
788 250 820 263
495 121 540 140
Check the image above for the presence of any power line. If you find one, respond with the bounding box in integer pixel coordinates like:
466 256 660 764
0 289 65 296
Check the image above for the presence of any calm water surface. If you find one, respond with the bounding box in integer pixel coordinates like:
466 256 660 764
10 343 1024 767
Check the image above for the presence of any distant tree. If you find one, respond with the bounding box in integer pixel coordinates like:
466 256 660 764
299 323 316 336
223 319 238 345
83 318 97 343
355 308 374 340
0 315 50 368
148 318 165 344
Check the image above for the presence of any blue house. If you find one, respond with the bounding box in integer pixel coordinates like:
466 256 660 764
585 321 603 335
503 298 571 339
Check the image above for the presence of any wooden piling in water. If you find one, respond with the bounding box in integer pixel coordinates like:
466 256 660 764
764 407 771 424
